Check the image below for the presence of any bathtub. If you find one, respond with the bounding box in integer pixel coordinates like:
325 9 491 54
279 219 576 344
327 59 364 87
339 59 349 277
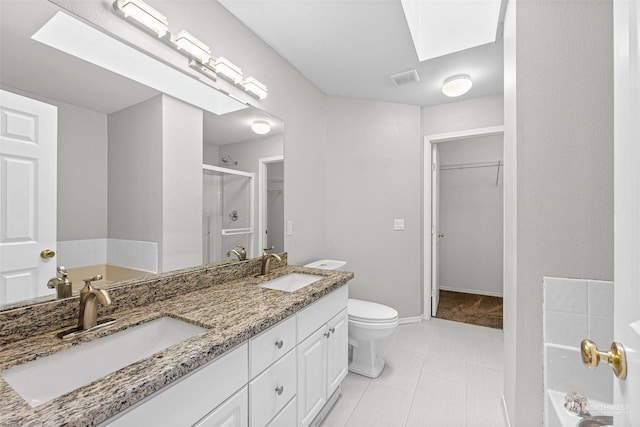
545 344 614 426
66 264 154 292
547 389 614 427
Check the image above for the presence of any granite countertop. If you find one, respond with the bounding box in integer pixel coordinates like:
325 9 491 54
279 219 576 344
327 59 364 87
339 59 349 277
0 265 353 426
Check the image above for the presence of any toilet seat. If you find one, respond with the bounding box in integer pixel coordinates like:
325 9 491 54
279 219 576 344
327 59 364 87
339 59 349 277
348 298 398 323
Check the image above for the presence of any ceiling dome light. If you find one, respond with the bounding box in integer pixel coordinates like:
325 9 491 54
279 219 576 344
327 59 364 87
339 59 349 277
251 120 271 135
442 75 473 97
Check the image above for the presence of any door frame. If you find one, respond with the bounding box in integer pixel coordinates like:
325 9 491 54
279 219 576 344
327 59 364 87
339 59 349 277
422 125 504 319
258 155 284 253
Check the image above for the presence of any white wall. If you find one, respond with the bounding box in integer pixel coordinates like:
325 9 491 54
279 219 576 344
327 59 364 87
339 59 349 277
421 95 504 136
57 102 108 241
503 1 614 425
161 95 203 272
108 95 163 246
438 135 503 296
326 97 422 318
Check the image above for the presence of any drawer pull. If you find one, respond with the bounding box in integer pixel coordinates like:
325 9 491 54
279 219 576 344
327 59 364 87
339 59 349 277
329 327 335 334
275 385 284 395
275 340 284 349
324 332 331 338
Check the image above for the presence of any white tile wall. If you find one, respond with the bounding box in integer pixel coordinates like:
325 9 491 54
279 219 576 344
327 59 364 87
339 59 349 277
107 239 157 273
543 277 614 346
543 277 588 314
543 276 614 426
57 239 157 273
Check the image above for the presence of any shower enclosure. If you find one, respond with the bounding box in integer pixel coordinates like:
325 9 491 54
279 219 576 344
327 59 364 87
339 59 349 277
202 164 255 264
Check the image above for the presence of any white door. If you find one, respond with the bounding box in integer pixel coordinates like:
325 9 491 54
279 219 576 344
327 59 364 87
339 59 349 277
0 90 57 304
326 309 348 397
297 327 327 427
613 0 640 424
431 143 441 316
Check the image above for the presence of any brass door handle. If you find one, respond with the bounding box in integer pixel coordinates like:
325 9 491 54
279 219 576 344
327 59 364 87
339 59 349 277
581 339 627 379
40 249 56 259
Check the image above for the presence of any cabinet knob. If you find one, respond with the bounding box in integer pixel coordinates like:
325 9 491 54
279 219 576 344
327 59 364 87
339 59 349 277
275 385 284 395
329 327 335 334
275 340 283 349
324 332 331 338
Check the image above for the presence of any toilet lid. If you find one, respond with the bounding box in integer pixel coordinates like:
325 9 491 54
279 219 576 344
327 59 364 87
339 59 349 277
348 298 398 323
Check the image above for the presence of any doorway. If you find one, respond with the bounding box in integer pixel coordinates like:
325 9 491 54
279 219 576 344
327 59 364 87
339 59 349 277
423 126 504 323
258 156 284 253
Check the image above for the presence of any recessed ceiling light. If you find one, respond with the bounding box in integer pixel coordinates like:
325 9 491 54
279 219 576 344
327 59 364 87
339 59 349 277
442 75 473 97
251 120 271 135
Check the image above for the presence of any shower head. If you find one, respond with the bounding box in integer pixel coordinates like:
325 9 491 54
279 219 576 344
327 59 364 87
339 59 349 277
220 155 238 166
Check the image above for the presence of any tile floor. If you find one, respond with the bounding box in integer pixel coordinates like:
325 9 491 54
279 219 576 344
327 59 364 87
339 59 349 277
321 318 505 427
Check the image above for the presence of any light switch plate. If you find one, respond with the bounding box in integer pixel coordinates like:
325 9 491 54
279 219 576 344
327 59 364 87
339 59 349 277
394 219 405 231
286 220 294 236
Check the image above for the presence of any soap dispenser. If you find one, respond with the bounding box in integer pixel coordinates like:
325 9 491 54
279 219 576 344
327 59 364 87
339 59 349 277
47 266 73 299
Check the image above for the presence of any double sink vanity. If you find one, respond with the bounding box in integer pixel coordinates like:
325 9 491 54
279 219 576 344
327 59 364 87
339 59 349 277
0 254 353 426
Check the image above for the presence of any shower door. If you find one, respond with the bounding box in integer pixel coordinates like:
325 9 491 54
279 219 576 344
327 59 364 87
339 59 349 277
202 165 255 264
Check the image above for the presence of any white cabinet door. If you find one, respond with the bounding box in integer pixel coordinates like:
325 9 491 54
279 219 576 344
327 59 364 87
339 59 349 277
0 89 57 304
194 387 248 427
297 327 327 427
326 309 348 397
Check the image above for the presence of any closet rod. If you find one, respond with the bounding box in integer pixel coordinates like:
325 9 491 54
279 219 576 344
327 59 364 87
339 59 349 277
439 160 503 186
439 160 503 171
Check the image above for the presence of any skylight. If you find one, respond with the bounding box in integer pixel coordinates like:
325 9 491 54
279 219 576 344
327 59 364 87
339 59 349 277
400 0 502 62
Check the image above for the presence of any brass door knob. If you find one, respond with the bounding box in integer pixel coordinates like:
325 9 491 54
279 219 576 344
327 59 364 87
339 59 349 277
40 249 56 259
581 339 627 379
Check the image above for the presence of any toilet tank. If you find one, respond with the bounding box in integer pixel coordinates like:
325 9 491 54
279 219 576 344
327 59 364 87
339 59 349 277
304 259 347 271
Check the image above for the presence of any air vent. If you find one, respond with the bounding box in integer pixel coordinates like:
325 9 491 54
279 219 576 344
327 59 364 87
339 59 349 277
390 69 421 86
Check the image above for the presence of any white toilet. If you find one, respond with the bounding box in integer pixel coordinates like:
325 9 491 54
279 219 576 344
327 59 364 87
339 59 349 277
304 260 399 379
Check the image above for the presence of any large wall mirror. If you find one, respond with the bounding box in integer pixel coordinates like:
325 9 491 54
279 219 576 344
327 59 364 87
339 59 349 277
0 1 284 309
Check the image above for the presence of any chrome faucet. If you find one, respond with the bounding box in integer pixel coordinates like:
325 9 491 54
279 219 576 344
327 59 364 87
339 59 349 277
78 275 111 330
227 244 247 261
261 246 282 276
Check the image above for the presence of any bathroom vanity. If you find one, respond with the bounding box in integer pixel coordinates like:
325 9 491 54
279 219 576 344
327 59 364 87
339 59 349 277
0 255 353 426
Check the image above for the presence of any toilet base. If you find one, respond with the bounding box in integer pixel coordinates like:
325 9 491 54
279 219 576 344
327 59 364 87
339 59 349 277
348 341 386 378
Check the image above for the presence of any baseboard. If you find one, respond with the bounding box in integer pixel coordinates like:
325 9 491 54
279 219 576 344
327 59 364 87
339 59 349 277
501 395 511 427
398 316 422 325
440 286 503 298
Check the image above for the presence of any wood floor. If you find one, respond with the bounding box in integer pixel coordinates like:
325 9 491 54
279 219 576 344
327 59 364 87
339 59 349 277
435 290 503 329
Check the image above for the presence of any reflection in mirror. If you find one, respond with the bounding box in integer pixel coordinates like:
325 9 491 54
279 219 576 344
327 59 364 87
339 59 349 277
0 1 283 309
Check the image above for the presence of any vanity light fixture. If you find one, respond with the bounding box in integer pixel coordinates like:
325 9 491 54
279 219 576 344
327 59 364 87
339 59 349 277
212 57 243 83
251 120 271 135
243 77 268 100
114 0 168 38
174 31 211 64
442 74 473 97
112 0 268 99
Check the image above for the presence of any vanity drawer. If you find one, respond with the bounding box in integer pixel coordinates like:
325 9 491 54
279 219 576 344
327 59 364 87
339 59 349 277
266 396 296 427
249 349 296 427
104 343 248 426
297 285 348 342
249 315 296 377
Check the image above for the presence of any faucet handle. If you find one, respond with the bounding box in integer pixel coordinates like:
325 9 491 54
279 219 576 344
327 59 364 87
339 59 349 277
57 266 69 278
82 275 103 289
263 245 275 256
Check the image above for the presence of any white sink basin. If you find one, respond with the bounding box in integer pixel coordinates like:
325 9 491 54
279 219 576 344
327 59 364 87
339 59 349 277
259 273 323 292
1 316 205 407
